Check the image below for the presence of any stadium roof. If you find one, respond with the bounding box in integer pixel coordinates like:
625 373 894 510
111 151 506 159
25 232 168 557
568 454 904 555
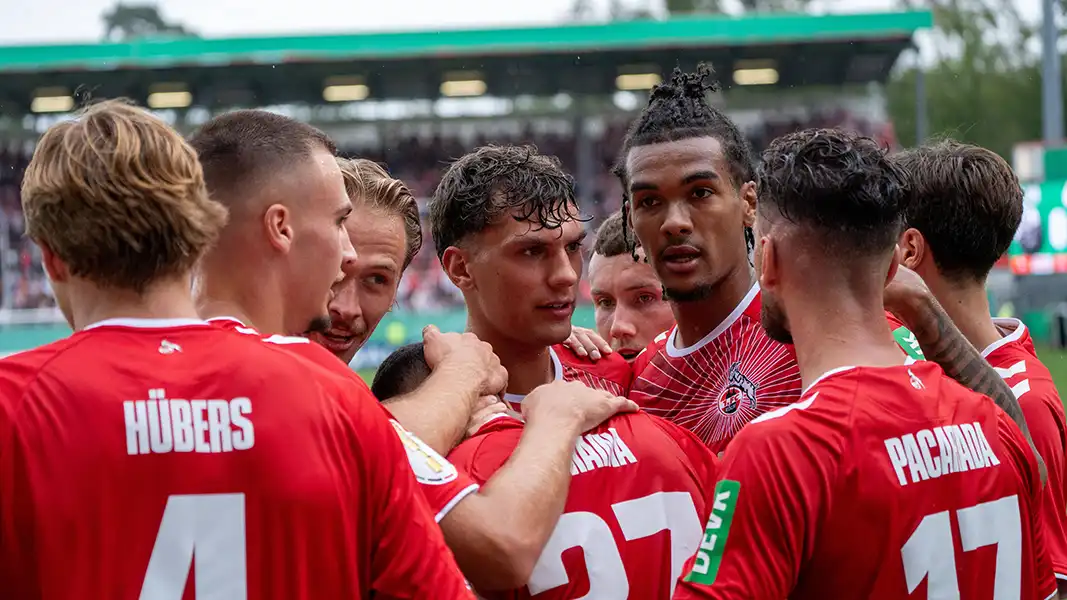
0 10 933 114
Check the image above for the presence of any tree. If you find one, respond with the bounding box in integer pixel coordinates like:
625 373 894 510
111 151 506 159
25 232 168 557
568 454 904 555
884 0 1061 157
102 3 196 42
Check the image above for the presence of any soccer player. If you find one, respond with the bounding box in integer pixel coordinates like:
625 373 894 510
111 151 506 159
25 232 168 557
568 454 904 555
190 110 500 455
0 100 472 598
894 140 1067 593
430 144 633 411
674 128 1057 599
373 343 718 599
190 116 634 591
588 209 675 361
308 158 422 362
616 65 801 451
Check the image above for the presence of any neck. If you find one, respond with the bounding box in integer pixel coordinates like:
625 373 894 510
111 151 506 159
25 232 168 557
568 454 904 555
788 286 904 390
70 276 200 331
928 276 1002 355
468 317 555 396
196 262 287 335
672 262 755 348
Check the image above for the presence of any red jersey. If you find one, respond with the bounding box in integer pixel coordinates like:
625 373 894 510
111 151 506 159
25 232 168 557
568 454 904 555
984 317 1067 582
502 344 633 411
449 412 717 599
674 361 1057 600
629 284 802 453
0 318 472 599
207 317 480 522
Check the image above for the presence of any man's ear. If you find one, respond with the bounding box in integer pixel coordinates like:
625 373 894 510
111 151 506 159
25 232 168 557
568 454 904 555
263 204 294 254
757 235 778 294
440 246 475 291
898 227 927 271
740 181 757 228
39 242 69 284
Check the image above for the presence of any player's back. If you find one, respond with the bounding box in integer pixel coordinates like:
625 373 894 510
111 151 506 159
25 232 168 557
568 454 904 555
450 411 717 599
0 319 467 599
809 363 1052 598
676 362 1055 599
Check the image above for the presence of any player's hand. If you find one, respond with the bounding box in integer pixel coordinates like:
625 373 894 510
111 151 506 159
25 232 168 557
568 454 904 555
465 395 513 438
423 325 508 397
522 380 638 434
562 326 613 361
883 264 935 325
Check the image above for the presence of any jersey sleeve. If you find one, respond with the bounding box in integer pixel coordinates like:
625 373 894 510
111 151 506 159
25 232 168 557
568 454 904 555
388 418 480 523
673 414 831 600
1021 388 1067 582
336 380 474 599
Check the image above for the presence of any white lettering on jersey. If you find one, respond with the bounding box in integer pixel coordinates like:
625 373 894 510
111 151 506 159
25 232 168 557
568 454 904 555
884 422 1000 486
124 388 255 455
570 427 638 475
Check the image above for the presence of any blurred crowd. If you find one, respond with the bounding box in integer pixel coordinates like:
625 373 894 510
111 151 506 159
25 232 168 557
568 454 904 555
0 110 895 312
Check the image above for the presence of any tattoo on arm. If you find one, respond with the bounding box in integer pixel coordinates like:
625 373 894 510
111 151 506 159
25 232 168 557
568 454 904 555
912 307 1030 434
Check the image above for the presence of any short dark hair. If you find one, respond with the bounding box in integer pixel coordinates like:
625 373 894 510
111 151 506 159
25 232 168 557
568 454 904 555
371 343 431 400
189 110 336 209
758 128 907 256
893 140 1022 281
593 210 637 258
430 144 582 260
614 64 756 257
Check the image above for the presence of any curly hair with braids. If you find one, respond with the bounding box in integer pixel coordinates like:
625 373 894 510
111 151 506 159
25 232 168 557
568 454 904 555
613 64 756 261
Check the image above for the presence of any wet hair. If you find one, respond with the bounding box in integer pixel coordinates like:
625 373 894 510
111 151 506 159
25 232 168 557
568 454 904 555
21 99 227 293
892 140 1022 282
757 128 907 256
189 109 336 213
430 144 585 260
592 210 638 258
371 343 431 400
337 157 422 270
613 64 756 260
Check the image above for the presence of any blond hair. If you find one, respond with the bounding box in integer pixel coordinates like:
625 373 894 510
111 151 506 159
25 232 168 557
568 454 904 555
21 99 227 292
337 158 422 269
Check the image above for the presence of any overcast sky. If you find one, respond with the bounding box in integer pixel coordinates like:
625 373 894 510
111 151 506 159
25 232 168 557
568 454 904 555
0 0 1030 45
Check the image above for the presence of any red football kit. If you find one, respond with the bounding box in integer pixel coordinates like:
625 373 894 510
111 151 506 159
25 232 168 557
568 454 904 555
984 317 1067 583
673 361 1057 600
449 411 717 599
0 318 472 599
502 344 633 411
629 284 802 453
208 316 480 521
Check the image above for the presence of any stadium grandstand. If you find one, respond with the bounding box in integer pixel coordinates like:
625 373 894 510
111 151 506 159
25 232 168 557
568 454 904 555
0 9 932 362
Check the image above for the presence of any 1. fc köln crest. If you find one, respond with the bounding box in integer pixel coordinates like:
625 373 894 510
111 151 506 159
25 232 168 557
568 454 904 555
717 362 758 415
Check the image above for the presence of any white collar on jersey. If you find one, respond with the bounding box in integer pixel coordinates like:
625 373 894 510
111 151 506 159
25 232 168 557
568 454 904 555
665 282 760 358
503 346 564 405
801 364 857 395
980 318 1028 359
84 317 209 330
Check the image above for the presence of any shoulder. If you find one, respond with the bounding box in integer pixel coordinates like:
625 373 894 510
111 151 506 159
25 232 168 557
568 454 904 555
0 336 88 412
553 344 633 389
448 416 523 483
631 329 671 377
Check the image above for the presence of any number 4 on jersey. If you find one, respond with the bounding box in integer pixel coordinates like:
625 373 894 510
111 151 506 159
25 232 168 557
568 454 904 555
141 493 248 600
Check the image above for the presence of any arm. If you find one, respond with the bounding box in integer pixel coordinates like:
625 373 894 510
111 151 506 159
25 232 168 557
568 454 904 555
888 291 1037 449
383 360 480 455
442 416 580 591
441 381 637 592
385 326 508 455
